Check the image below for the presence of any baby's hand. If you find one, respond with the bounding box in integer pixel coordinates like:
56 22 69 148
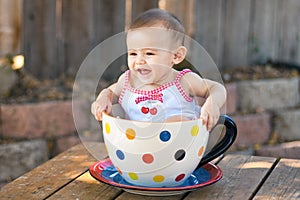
91 99 112 121
200 100 220 131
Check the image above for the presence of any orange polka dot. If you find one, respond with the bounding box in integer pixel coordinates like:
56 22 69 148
116 167 122 175
126 128 136 140
198 146 205 157
153 175 164 183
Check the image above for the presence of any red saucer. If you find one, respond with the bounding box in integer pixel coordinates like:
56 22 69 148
89 158 222 196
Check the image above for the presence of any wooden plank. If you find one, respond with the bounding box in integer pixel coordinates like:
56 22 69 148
89 0 125 47
89 0 127 84
47 172 122 200
160 0 195 36
49 171 184 200
277 0 300 64
223 0 251 68
0 0 22 55
131 0 158 21
0 143 105 200
116 192 184 200
194 0 224 68
254 158 300 200
248 0 278 64
185 155 277 200
59 0 91 77
47 153 221 200
23 0 57 79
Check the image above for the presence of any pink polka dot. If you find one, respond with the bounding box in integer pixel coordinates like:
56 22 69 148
175 173 185 182
142 153 154 164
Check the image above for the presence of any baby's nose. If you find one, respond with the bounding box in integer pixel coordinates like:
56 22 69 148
136 55 146 64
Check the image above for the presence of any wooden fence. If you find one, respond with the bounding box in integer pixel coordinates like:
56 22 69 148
19 0 300 79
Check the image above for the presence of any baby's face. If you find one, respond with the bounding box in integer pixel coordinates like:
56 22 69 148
126 27 180 85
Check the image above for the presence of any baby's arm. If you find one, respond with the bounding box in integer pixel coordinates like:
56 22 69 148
91 73 125 121
181 72 227 131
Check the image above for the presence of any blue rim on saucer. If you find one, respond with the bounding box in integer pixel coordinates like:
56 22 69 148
89 158 222 195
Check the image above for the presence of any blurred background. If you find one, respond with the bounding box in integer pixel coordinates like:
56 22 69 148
0 0 299 187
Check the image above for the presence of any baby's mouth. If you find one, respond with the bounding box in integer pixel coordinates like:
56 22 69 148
137 68 151 75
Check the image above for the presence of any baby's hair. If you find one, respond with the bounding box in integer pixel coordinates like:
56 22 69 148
129 8 185 45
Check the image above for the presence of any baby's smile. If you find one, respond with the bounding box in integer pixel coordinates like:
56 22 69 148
137 68 151 75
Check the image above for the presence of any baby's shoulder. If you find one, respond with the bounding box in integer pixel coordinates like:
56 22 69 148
114 72 127 92
117 72 127 83
179 70 202 81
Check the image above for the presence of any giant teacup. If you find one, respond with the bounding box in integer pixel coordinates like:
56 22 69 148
102 112 237 187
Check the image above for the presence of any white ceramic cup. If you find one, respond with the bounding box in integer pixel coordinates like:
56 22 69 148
102 108 236 187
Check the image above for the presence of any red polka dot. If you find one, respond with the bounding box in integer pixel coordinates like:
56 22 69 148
175 173 185 182
142 153 154 164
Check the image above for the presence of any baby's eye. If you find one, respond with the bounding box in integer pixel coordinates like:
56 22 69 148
129 52 137 56
146 52 155 56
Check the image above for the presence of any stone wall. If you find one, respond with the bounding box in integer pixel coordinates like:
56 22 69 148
0 101 88 186
225 77 300 159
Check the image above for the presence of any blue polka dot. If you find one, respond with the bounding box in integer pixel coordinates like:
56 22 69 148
159 130 171 142
116 150 125 160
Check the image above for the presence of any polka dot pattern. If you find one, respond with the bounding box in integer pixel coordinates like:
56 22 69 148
153 175 164 183
175 173 185 182
128 172 138 180
190 125 199 136
116 150 125 160
174 149 186 161
126 128 136 140
198 146 205 157
105 123 110 134
103 116 209 187
159 130 171 142
142 153 154 164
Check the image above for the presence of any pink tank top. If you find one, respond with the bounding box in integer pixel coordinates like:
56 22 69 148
119 69 200 122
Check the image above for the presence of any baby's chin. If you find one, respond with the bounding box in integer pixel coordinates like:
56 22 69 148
135 74 155 85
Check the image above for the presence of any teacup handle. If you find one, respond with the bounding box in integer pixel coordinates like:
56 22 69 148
196 115 237 168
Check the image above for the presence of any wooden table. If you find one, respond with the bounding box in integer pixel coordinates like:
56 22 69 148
0 142 299 200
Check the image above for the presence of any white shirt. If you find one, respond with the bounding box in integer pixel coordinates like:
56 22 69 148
119 69 200 122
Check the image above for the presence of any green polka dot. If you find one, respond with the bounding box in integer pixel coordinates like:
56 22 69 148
128 172 138 180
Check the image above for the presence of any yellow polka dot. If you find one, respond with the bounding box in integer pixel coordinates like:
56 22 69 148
126 128 136 140
191 125 199 136
105 123 110 134
128 172 138 180
153 175 164 183
104 144 109 153
198 146 205 157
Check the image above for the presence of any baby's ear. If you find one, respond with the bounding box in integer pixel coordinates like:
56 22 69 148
173 46 187 64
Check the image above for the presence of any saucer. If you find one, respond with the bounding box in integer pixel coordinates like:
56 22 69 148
89 158 222 196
